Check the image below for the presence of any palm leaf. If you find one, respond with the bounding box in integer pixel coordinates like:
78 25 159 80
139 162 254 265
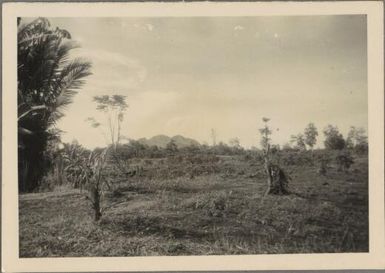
48 59 92 125
18 17 50 43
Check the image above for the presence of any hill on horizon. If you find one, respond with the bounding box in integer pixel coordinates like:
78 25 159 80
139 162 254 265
137 134 200 148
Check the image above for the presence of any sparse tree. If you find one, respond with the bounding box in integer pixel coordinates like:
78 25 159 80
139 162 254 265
304 123 318 151
229 137 240 148
229 137 243 154
211 128 217 146
259 117 289 196
87 95 129 176
346 127 367 146
259 117 272 151
346 126 368 154
90 95 128 150
290 134 306 151
323 125 345 150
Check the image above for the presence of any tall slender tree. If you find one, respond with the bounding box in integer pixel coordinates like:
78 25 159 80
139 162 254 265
91 95 128 150
304 123 318 151
211 128 217 146
87 95 129 176
290 133 307 151
259 118 289 196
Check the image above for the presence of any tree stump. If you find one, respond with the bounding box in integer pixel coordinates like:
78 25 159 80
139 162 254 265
264 162 290 195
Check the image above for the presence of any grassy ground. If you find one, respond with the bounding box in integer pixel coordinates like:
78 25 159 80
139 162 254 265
19 153 368 257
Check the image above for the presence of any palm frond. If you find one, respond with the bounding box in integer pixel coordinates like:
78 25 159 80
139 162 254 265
48 59 92 125
18 105 47 121
56 40 80 66
18 17 50 42
18 126 34 135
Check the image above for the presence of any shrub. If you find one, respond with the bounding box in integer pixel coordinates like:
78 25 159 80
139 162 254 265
317 156 330 176
190 192 231 217
243 153 253 161
63 147 109 221
335 151 354 172
354 142 368 155
280 150 312 166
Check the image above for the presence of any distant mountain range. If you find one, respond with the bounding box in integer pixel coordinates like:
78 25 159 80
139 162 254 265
137 135 200 148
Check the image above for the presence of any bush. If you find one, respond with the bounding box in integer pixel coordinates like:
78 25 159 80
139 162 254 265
335 151 354 172
280 150 312 166
317 156 330 176
188 191 231 217
354 142 368 155
326 137 345 150
63 146 109 221
243 153 253 161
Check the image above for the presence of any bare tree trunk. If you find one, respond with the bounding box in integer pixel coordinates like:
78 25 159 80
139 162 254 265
263 160 290 196
264 160 272 196
90 185 102 221
56 156 64 185
94 203 102 221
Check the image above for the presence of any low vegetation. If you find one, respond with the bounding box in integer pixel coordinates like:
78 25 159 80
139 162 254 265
19 146 368 256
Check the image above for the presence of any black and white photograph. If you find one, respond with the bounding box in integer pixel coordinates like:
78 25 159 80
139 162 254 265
2 1 384 272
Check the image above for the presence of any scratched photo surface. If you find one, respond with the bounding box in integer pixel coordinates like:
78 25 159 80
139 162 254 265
18 15 368 257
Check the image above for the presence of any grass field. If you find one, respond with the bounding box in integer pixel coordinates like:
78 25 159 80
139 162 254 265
19 152 368 257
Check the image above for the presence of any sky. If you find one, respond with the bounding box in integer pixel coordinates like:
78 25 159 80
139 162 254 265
44 16 367 149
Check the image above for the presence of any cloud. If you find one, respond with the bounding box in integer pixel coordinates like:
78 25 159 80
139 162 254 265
71 48 147 94
234 25 245 31
81 49 143 68
146 23 154 31
133 22 154 32
53 16 367 149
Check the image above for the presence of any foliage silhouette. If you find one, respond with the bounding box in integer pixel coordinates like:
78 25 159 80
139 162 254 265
18 17 92 192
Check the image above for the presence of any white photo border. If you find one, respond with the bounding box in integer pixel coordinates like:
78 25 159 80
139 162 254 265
2 1 384 272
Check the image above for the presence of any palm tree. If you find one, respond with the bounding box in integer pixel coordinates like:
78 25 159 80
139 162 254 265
18 17 92 192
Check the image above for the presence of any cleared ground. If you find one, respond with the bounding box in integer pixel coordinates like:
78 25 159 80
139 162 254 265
19 152 368 257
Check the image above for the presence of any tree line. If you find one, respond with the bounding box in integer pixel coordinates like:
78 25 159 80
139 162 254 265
288 123 367 154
